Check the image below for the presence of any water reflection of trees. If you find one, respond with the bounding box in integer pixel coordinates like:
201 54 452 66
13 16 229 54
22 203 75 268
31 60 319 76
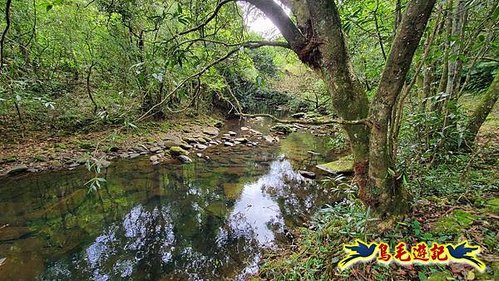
39 160 263 280
2 140 333 280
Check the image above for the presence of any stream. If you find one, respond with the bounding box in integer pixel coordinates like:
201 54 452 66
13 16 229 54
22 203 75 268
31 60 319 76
0 118 338 280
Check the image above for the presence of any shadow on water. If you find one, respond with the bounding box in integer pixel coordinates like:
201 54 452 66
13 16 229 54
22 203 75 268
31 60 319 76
0 119 338 280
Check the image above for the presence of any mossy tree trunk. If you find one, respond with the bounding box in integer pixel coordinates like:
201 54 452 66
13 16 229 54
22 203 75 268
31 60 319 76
464 73 499 146
247 0 436 216
367 0 436 214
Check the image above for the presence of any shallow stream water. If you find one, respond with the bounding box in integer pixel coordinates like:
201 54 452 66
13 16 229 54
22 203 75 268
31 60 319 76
0 119 337 280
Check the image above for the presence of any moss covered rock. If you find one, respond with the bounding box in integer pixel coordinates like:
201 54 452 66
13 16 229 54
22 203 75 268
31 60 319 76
316 155 354 174
169 146 188 156
270 124 293 134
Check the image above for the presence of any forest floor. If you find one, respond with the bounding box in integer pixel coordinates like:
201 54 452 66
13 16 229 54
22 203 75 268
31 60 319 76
0 113 224 176
257 97 499 281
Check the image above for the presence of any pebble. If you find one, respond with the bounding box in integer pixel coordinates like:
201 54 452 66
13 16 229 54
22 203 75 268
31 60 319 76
177 155 192 164
149 147 162 153
195 144 208 150
179 143 193 150
129 153 141 159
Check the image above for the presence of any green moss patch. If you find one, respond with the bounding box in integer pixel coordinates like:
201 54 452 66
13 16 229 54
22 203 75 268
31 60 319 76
431 209 477 234
484 198 499 215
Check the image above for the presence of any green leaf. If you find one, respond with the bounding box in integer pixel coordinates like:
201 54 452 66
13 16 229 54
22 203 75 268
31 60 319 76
418 272 427 281
46 4 53 11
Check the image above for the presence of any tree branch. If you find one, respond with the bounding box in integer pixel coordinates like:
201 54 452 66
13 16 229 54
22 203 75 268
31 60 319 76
244 0 307 52
171 38 291 51
136 41 282 121
164 0 237 45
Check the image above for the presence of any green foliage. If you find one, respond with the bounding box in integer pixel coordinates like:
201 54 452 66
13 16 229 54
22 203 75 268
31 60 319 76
219 66 291 114
465 61 499 92
84 157 108 192
0 0 292 135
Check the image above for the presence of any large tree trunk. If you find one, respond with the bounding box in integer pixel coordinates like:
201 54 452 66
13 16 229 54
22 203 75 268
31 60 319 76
304 0 371 190
367 0 436 215
464 73 499 147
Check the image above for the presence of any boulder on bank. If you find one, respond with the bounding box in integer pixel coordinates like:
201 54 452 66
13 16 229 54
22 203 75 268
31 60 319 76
179 143 193 150
316 155 354 174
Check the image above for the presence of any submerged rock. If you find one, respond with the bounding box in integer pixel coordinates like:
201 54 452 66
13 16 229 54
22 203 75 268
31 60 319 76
0 226 32 241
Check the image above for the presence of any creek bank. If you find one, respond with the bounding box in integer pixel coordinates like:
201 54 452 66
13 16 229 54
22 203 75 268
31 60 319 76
0 114 342 178
0 116 224 177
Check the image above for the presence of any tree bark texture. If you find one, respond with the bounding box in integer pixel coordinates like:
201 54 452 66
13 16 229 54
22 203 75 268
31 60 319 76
368 0 436 214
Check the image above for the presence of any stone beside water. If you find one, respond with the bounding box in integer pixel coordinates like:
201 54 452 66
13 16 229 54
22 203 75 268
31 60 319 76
316 155 354 174
177 155 192 164
170 146 189 156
